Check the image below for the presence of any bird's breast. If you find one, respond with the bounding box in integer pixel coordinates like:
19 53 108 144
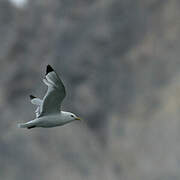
37 114 66 127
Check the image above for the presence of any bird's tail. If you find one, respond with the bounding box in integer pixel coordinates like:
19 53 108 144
17 123 28 128
17 121 37 129
18 119 38 129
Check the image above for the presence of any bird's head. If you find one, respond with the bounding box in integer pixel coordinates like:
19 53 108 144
62 111 81 122
69 112 81 121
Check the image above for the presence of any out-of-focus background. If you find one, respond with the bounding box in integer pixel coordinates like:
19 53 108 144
1 0 180 179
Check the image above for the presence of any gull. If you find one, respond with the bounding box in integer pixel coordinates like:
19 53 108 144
18 65 81 129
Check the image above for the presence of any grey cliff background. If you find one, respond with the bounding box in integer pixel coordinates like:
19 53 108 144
1 0 180 180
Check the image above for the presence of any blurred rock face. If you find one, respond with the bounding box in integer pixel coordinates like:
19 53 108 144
1 0 180 180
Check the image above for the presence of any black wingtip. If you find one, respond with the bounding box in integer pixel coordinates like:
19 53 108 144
46 65 54 75
29 95 36 100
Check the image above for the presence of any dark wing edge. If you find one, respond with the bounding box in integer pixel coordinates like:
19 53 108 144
39 65 66 116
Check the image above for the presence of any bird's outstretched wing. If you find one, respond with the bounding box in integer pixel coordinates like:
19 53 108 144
39 65 66 117
30 95 42 106
29 95 42 118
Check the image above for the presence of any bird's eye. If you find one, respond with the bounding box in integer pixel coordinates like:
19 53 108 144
71 115 74 117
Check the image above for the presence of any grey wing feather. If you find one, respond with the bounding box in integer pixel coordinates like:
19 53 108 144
39 66 66 117
30 96 42 118
30 98 42 106
35 106 41 118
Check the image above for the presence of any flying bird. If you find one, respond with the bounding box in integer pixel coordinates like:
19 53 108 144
18 65 81 129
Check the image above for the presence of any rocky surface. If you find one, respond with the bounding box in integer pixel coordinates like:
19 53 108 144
1 0 180 179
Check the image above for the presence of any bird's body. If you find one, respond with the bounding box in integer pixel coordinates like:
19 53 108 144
18 65 81 129
19 111 75 128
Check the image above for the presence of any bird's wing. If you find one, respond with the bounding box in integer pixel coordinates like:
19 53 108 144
39 65 66 117
35 107 41 118
29 95 42 118
30 95 42 106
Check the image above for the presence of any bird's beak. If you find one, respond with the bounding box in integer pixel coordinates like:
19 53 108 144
75 117 81 121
